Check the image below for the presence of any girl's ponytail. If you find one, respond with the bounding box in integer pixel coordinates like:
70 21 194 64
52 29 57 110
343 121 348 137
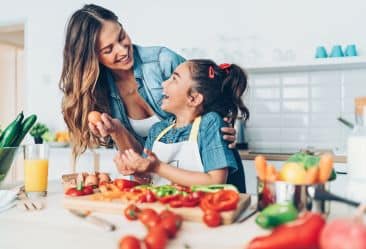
221 64 250 123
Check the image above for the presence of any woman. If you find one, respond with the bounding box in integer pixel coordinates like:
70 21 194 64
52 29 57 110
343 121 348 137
59 4 246 192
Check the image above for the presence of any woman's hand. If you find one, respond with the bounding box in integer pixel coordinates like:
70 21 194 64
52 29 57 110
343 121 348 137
88 113 122 138
222 117 236 149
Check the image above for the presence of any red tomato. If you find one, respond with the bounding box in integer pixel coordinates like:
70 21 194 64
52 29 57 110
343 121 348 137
159 210 176 219
81 185 94 195
159 215 182 238
124 204 141 221
139 209 159 226
114 179 139 191
203 210 222 227
144 214 161 230
144 227 168 249
119 235 141 249
65 188 83 196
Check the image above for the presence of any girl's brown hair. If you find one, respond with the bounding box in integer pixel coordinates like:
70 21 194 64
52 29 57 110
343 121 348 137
188 59 250 125
59 4 118 158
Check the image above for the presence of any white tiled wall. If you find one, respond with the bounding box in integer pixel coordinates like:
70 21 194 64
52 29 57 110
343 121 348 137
244 68 366 153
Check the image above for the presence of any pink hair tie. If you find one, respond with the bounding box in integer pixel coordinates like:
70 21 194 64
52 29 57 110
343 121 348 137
208 66 215 79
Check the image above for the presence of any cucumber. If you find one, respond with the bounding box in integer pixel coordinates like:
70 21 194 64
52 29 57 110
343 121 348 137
191 184 238 193
0 112 24 148
12 114 37 146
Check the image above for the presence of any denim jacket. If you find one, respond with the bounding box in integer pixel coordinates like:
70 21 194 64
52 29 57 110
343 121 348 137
107 45 186 145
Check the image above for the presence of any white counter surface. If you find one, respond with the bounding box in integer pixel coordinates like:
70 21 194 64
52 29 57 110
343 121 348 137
0 182 358 249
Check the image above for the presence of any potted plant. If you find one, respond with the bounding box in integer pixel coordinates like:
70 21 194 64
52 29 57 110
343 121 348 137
30 123 49 144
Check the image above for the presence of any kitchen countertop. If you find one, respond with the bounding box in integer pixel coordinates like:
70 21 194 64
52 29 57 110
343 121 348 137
0 182 356 249
238 150 347 164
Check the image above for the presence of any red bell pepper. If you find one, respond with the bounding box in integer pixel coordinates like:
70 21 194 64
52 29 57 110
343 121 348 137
247 212 326 249
169 193 201 208
138 189 157 203
113 179 139 191
200 190 239 212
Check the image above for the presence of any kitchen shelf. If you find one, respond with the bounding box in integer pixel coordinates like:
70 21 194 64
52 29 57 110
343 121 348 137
246 56 366 73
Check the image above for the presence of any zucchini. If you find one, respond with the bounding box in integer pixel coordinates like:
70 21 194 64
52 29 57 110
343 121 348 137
0 112 24 148
191 184 238 193
12 114 37 146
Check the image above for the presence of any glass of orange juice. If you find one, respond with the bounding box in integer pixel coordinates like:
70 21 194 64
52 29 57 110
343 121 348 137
24 144 49 196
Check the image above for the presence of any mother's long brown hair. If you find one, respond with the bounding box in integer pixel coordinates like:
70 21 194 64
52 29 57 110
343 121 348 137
59 4 118 158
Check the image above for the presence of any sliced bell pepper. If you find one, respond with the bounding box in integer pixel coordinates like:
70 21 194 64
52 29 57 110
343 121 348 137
200 190 239 212
114 179 139 190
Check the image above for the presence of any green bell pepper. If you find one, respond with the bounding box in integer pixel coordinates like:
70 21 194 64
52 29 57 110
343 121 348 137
256 202 298 229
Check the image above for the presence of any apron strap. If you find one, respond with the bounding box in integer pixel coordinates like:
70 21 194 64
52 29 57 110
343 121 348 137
155 116 202 142
188 116 201 142
155 123 175 142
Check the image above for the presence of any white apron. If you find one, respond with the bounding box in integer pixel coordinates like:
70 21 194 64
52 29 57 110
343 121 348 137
151 117 204 185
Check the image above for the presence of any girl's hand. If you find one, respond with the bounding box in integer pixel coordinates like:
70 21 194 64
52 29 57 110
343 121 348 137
88 113 122 138
222 117 236 149
113 151 136 176
121 149 160 173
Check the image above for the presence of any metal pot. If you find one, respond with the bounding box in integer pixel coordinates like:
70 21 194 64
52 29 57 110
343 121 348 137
257 179 331 214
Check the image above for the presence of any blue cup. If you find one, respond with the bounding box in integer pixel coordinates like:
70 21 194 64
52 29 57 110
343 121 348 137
315 46 328 58
344 44 358 57
330 45 344 57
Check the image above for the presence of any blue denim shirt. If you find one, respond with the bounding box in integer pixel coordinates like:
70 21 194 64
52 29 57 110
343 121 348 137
107 45 185 145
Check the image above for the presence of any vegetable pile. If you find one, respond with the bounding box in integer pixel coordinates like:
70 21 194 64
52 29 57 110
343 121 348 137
255 152 336 185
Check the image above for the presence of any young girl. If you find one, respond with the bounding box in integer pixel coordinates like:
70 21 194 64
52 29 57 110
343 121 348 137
113 59 249 188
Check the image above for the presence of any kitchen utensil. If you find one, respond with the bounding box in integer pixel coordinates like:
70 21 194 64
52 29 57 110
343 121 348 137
69 209 116 231
257 179 331 214
337 117 354 129
236 207 257 223
234 115 248 149
313 186 360 207
315 46 328 58
17 186 43 211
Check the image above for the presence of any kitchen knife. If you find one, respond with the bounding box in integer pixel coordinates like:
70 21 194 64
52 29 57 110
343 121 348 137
69 209 116 231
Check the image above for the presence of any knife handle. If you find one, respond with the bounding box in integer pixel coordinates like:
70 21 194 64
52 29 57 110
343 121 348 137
86 216 116 231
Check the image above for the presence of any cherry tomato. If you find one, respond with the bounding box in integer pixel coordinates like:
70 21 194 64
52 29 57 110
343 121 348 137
65 188 82 196
203 210 222 227
159 210 176 219
144 227 168 249
139 209 159 227
119 235 141 249
159 215 181 238
124 204 141 221
81 185 94 195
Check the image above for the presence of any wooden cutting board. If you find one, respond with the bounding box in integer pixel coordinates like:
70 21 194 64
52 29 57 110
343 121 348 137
63 193 251 225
